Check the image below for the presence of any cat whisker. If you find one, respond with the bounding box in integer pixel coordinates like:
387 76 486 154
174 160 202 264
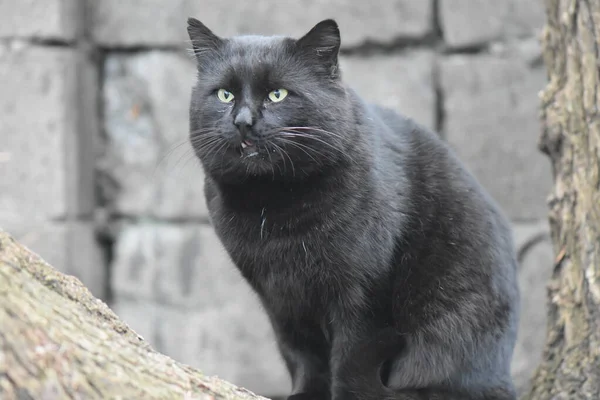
189 124 222 136
155 139 193 174
276 137 324 166
272 143 296 176
208 139 229 163
266 145 276 180
190 130 227 149
194 136 223 150
155 145 205 184
174 149 204 177
280 126 345 141
189 133 219 142
199 137 225 162
217 142 231 172
271 144 287 175
281 138 330 161
278 131 342 154
279 144 296 177
155 134 216 181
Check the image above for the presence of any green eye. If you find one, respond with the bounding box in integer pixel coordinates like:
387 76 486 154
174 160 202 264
268 88 288 102
217 89 234 103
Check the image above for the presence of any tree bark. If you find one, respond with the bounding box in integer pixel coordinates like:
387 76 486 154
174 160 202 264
525 0 600 399
0 229 268 400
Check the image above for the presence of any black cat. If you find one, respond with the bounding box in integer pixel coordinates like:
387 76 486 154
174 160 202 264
187 17 519 400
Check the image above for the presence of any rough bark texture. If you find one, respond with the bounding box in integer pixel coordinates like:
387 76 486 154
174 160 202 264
525 0 600 399
0 229 269 400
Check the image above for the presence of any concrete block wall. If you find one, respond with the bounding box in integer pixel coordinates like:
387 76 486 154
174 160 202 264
0 1 105 298
0 1 553 397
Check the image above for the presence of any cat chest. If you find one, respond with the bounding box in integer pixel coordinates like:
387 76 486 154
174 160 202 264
232 236 335 293
218 228 346 304
213 209 377 314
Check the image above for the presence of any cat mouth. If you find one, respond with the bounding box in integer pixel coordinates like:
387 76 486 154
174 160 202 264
240 139 259 157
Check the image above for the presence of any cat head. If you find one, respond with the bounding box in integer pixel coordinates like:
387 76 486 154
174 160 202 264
187 18 357 182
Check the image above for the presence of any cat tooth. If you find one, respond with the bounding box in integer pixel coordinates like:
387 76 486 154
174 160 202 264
241 142 248 149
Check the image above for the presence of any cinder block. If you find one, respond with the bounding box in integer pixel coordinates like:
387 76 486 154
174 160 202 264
0 44 96 226
441 50 551 220
91 0 432 48
111 222 290 395
101 52 208 219
511 221 554 395
112 223 247 308
341 51 436 130
439 0 545 48
113 300 289 396
0 0 80 40
3 220 106 299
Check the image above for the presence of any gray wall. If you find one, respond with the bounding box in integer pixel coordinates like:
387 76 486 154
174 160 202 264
0 1 553 397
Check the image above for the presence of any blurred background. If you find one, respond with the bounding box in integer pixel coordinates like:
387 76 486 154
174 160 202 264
0 1 552 398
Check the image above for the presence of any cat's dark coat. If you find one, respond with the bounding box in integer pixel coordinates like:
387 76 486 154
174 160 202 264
187 17 520 400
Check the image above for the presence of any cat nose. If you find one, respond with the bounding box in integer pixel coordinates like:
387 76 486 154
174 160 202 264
234 107 253 132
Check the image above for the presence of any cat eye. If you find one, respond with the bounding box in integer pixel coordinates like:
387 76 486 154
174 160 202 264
268 89 288 103
217 89 234 103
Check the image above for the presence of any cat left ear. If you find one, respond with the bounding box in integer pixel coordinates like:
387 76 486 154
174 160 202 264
187 18 223 60
297 19 341 78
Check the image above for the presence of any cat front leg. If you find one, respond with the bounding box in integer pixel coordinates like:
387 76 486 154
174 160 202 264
268 316 332 400
329 326 404 400
328 321 402 399
280 344 330 400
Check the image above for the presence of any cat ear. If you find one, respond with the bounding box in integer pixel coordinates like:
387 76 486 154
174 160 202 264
187 18 223 60
297 19 341 78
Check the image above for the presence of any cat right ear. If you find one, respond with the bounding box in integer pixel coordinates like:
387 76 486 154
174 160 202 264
296 19 341 78
187 18 223 60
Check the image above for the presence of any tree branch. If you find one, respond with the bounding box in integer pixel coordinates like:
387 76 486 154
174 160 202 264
0 229 269 400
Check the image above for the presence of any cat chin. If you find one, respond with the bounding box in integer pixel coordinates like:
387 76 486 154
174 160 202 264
200 149 287 178
237 153 275 172
197 142 328 180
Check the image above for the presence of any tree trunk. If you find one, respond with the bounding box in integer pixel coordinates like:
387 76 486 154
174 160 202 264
525 0 600 399
0 229 268 400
